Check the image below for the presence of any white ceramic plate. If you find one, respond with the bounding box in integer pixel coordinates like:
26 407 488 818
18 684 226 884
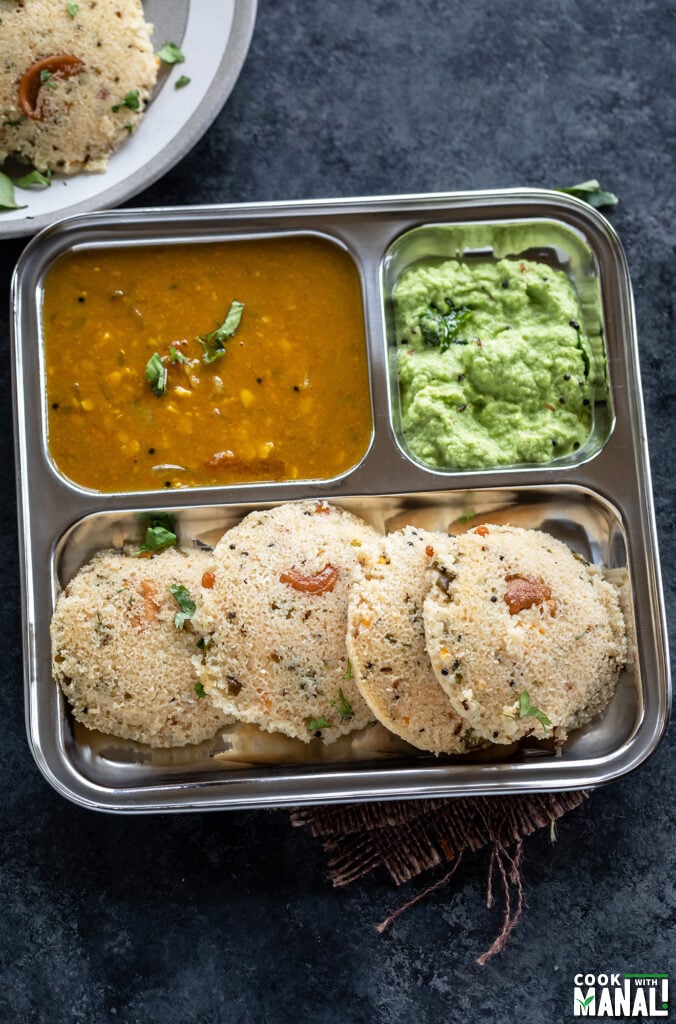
0 0 257 238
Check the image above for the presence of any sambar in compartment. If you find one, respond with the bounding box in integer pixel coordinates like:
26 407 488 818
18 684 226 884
42 235 372 492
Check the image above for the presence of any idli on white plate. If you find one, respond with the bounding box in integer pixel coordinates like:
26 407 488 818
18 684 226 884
193 500 379 744
0 0 157 174
423 524 627 744
51 547 233 748
347 526 483 755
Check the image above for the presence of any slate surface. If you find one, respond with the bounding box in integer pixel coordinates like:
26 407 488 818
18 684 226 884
0 2 674 1021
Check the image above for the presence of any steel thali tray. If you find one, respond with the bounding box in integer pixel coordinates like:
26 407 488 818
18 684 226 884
11 190 671 812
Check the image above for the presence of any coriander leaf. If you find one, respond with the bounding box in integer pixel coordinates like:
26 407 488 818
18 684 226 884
195 682 206 698
518 690 552 730
307 717 331 732
169 345 188 364
157 41 186 65
145 352 167 396
175 75 191 89
169 583 196 629
112 89 140 113
66 2 79 16
418 299 471 351
40 69 56 89
343 659 353 680
0 171 25 210
137 525 177 555
13 167 52 188
558 179 618 209
329 688 354 720
197 300 244 363
136 511 176 535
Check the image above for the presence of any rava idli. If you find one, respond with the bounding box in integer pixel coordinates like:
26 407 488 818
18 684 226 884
51 547 233 748
423 524 627 744
347 526 483 755
193 501 379 744
0 0 157 174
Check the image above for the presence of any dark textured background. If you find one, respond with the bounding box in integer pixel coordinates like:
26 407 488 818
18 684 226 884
1 2 674 1021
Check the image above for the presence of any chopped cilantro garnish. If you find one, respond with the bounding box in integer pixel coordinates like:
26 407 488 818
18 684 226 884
66 2 79 17
137 525 177 555
195 682 206 699
145 352 167 396
40 69 57 90
136 512 176 535
329 688 354 720
124 123 134 135
558 179 618 210
13 167 52 188
307 717 331 733
4 118 22 127
518 690 552 731
343 660 353 680
418 300 471 351
157 42 186 65
112 89 140 113
169 345 188 364
175 75 191 89
169 584 196 629
197 300 244 363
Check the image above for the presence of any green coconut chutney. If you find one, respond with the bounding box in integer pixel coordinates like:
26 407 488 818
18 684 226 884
395 257 603 470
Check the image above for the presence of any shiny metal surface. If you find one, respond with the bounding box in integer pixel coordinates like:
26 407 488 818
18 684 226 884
11 189 671 812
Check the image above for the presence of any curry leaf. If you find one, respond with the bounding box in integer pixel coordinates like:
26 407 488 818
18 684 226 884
0 171 25 210
13 167 52 188
558 179 618 209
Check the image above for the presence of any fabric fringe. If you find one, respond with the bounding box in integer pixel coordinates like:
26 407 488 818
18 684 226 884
291 790 587 963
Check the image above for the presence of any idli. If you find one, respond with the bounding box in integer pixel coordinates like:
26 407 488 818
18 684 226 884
0 0 157 174
423 525 626 743
51 547 233 747
347 526 483 754
193 501 378 744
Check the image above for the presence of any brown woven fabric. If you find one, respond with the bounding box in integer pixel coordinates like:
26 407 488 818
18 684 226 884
291 790 588 962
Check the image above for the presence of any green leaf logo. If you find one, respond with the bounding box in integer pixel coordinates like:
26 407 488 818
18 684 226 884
576 995 595 1008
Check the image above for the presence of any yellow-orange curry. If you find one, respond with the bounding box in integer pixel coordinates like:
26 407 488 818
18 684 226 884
42 236 372 492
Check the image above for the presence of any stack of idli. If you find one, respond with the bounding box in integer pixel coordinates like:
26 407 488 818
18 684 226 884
50 502 628 753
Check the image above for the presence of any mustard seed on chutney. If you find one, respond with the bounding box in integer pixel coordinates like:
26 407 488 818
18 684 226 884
42 236 372 492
